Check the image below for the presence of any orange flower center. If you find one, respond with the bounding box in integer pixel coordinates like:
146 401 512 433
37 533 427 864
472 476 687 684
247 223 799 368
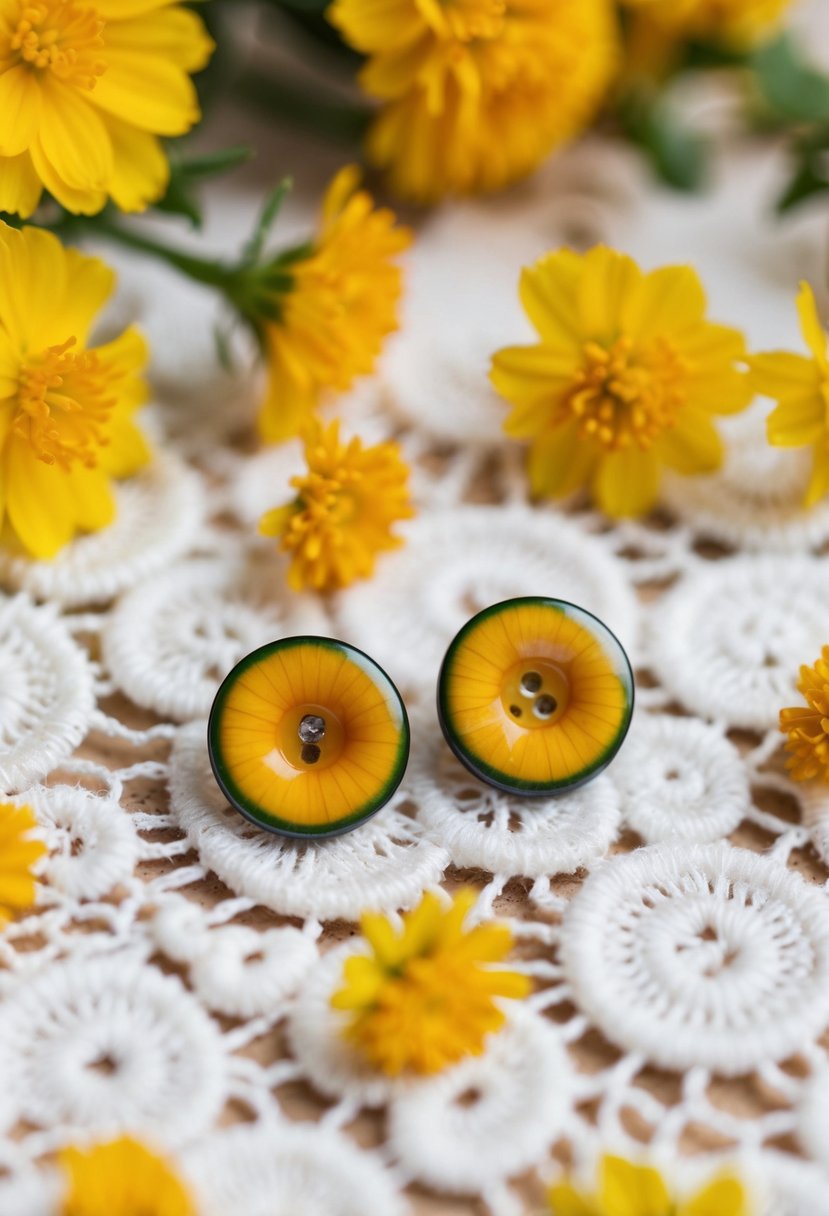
10 1 106 89
13 336 115 470
565 335 689 451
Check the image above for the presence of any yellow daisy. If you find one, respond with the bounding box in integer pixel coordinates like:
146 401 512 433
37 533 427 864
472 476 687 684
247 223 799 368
328 0 618 203
490 245 751 518
259 418 414 593
548 1154 748 1216
779 646 829 782
255 165 410 442
619 0 792 50
59 1136 195 1216
0 0 214 218
331 889 531 1075
0 803 45 925
749 283 829 506
0 222 150 559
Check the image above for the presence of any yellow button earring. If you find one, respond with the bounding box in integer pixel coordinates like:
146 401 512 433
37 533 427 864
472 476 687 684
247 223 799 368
208 637 410 837
437 598 634 795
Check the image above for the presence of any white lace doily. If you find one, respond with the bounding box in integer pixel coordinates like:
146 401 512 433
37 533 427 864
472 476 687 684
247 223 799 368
5 74 829 1214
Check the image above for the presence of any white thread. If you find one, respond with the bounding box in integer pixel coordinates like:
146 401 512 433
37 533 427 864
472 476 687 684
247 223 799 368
22 785 139 901
561 843 829 1075
610 714 750 843
169 723 449 921
0 456 205 607
189 924 318 1018
0 597 95 794
647 555 829 729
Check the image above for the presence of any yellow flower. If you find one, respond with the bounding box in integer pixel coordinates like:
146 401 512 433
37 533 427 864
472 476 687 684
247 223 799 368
0 222 150 559
0 0 214 218
59 1136 195 1216
257 166 410 442
779 646 829 782
259 418 414 593
328 0 618 203
619 0 792 50
749 283 829 507
0 803 45 925
330 889 531 1075
490 245 751 518
548 1155 748 1216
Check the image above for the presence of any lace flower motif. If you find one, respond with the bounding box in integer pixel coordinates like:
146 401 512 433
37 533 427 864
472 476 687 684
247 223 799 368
491 245 751 518
0 803 45 925
59 1137 194 1216
780 645 829 782
259 419 414 593
330 890 531 1076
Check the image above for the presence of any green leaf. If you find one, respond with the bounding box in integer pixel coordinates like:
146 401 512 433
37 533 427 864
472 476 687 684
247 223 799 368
243 177 294 265
752 33 829 123
154 144 254 228
620 94 709 192
776 127 829 212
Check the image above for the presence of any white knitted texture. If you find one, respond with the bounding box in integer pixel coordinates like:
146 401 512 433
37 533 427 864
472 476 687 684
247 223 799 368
5 114 829 1215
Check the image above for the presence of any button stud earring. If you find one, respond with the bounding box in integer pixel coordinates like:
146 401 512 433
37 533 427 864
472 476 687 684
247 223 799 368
437 597 633 795
208 637 410 838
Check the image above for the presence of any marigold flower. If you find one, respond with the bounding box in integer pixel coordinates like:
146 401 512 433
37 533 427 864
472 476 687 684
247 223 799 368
250 166 410 442
490 245 751 518
330 889 531 1075
779 646 829 783
548 1155 748 1216
620 0 792 50
0 222 150 558
259 418 414 593
0 803 45 925
327 0 618 203
0 0 213 218
749 283 829 506
59 1136 195 1216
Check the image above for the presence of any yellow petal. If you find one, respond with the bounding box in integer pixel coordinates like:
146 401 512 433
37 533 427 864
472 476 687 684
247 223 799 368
37 80 113 190
107 117 170 212
28 137 107 215
624 263 707 341
92 50 201 135
66 466 116 533
797 281 829 368
805 443 829 507
547 1181 601 1216
599 1156 672 1216
678 1176 748 1216
0 67 42 157
0 224 68 349
4 440 77 559
259 504 294 538
766 396 825 447
578 246 642 344
655 406 723 475
100 416 152 479
47 248 116 348
748 351 822 398
593 446 661 517
491 344 577 436
518 250 585 351
102 5 214 73
0 151 42 218
527 420 597 499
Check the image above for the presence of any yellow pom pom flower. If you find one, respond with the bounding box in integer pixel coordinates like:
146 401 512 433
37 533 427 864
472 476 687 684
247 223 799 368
0 803 45 925
779 646 829 783
620 0 792 50
0 0 214 218
749 283 829 506
59 1136 195 1216
259 419 414 593
548 1154 748 1216
490 245 751 518
331 889 531 1075
327 0 618 203
254 166 410 442
0 222 150 559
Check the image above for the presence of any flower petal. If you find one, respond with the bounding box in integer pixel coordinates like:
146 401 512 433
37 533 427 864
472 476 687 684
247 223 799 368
624 263 707 341
797 281 829 368
518 250 584 350
578 246 642 343
527 420 597 498
748 351 822 397
0 151 42 218
4 440 77 559
806 443 829 507
102 5 214 72
37 80 113 190
0 67 42 157
655 406 723 475
766 396 825 447
107 116 169 212
28 137 107 214
92 49 200 135
593 445 661 517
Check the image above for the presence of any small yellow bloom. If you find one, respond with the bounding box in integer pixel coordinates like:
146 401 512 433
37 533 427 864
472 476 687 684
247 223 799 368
331 889 531 1076
490 245 751 518
780 646 829 782
0 803 45 925
0 0 214 218
749 283 829 507
0 222 150 558
257 166 410 442
328 0 618 203
59 1136 195 1216
259 418 414 593
548 1155 748 1216
620 0 792 50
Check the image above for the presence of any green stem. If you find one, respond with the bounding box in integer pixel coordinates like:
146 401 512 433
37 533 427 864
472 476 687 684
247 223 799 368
91 215 239 291
238 68 373 145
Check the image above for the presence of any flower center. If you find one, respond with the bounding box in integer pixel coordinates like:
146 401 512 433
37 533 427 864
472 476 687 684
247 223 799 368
13 337 115 470
417 0 505 40
566 336 689 451
9 1 106 89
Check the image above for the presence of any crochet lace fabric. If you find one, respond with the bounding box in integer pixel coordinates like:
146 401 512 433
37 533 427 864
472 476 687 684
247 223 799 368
4 130 829 1216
